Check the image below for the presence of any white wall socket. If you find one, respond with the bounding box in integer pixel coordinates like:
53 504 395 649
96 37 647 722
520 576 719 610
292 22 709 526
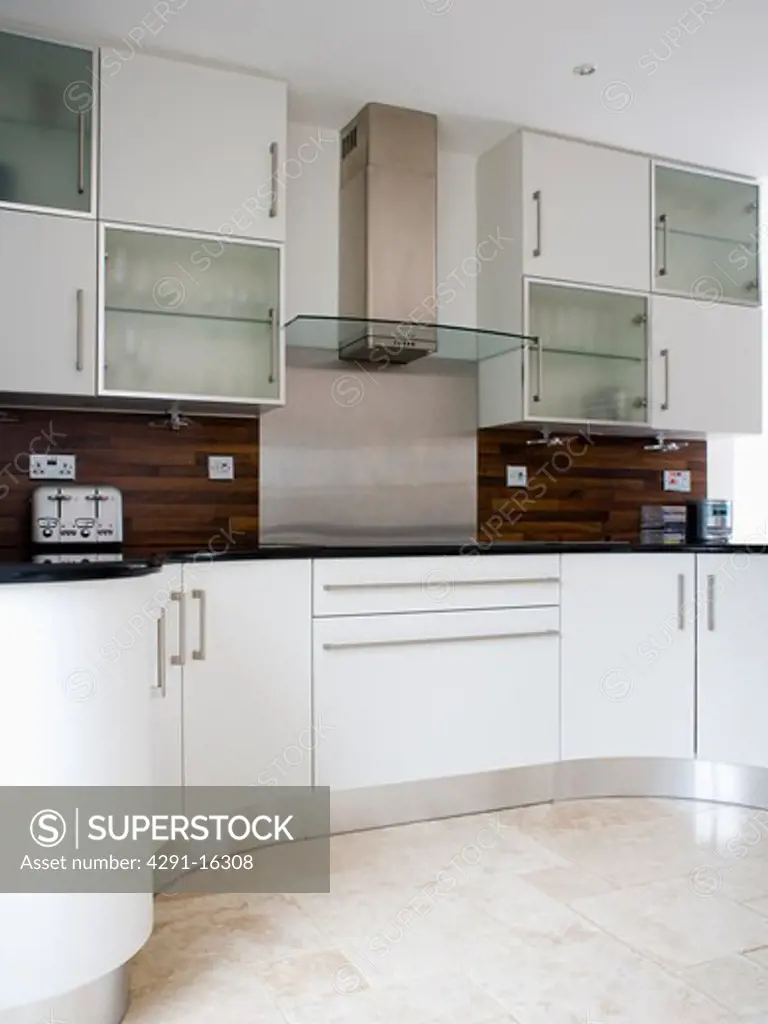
506 465 528 488
29 454 76 480
208 455 235 481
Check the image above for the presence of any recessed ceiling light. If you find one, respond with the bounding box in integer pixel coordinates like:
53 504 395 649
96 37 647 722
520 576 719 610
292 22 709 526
573 63 597 76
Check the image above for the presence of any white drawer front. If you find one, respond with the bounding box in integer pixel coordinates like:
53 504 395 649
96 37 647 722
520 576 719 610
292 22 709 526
313 555 560 616
314 606 560 790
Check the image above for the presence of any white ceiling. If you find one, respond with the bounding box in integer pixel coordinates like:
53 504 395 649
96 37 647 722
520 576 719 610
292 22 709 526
1 0 765 173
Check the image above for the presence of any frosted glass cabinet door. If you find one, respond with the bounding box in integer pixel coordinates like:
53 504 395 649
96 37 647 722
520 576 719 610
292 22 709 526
102 228 281 402
654 165 759 305
0 30 94 214
526 281 649 423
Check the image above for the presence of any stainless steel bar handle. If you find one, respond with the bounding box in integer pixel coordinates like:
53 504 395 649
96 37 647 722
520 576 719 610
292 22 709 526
660 348 670 411
533 190 542 257
75 288 84 371
269 141 278 218
170 591 186 666
323 628 560 652
77 113 86 195
155 608 167 695
323 576 560 592
677 573 685 630
706 575 716 631
531 338 543 403
192 588 206 661
658 213 668 276
268 307 278 384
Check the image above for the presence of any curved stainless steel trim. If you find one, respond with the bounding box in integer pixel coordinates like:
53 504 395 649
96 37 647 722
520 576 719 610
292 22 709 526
0 966 128 1024
329 758 768 835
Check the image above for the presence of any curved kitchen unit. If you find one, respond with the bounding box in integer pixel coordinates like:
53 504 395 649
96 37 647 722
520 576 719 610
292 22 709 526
0 563 161 1024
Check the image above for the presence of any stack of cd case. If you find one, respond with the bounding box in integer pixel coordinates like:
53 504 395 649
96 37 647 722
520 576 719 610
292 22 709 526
640 504 687 545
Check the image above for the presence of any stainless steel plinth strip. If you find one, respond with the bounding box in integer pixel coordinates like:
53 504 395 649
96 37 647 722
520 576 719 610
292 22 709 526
328 758 768 836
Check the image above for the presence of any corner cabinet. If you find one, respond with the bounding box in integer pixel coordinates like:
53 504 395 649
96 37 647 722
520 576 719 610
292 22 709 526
99 225 283 404
99 51 287 241
0 208 97 396
0 29 96 215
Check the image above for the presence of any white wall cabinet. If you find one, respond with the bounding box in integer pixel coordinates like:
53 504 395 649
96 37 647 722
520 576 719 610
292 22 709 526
100 225 283 405
697 552 768 769
180 560 312 788
561 554 695 760
521 133 651 292
100 52 287 241
650 295 762 434
0 208 97 396
313 606 560 790
653 164 759 305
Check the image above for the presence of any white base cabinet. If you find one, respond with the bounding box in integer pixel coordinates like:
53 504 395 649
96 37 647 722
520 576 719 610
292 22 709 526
561 554 696 760
697 553 768 769
149 560 312 790
313 606 560 790
181 560 312 787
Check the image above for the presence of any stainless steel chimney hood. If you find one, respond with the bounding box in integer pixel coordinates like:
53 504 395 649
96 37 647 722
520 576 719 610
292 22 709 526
337 103 438 363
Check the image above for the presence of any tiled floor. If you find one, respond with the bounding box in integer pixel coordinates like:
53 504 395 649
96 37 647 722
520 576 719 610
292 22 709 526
124 797 768 1023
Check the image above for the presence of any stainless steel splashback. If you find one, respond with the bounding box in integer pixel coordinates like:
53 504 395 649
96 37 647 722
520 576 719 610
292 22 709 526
259 351 477 545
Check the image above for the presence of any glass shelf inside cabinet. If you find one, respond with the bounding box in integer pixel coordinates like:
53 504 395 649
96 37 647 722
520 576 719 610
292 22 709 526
284 315 532 363
527 282 649 423
103 228 280 400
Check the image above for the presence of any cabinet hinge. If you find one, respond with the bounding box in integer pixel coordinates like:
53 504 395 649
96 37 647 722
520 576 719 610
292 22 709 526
632 313 648 325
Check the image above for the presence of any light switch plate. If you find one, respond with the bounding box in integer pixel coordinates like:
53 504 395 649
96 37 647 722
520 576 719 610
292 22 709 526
506 465 528 488
208 455 234 481
663 469 691 493
29 454 76 480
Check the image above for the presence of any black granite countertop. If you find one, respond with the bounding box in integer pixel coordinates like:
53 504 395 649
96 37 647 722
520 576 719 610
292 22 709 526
0 559 162 585
162 541 765 561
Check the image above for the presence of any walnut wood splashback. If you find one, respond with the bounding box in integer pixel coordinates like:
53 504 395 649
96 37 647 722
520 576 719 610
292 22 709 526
478 428 707 543
0 411 259 559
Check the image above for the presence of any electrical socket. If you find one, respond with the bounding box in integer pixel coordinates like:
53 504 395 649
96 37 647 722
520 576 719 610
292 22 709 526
208 456 234 481
29 454 76 480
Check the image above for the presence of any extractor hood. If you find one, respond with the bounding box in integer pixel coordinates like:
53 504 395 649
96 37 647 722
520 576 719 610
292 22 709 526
337 103 438 363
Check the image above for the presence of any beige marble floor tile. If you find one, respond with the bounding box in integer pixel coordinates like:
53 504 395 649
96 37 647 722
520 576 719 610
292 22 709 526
747 897 768 918
277 969 511 1024
572 875 768 968
531 816 719 887
702 854 768 903
517 863 616 903
746 945 768 969
680 953 768 1015
469 928 729 1024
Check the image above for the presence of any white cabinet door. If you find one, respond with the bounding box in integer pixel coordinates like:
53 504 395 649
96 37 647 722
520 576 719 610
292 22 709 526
697 553 768 769
150 566 184 789
100 52 287 241
561 554 695 760
182 560 312 787
521 132 651 292
650 295 762 434
0 208 96 395
314 606 560 790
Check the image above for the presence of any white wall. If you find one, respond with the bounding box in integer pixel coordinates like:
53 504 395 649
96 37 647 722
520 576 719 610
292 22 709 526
284 122 478 330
